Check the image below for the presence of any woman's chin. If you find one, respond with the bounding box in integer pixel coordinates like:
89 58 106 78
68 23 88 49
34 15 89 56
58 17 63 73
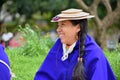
60 39 66 44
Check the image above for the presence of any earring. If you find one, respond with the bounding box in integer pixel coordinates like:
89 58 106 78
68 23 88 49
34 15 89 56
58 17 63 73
76 35 78 40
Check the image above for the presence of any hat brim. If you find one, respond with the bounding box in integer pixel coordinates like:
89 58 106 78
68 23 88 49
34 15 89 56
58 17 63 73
51 15 94 22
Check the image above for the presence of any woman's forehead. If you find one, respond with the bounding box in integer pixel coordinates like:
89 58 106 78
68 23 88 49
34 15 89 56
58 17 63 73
58 20 71 24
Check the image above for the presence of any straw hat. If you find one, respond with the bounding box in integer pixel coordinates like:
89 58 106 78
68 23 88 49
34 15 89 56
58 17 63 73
51 8 94 22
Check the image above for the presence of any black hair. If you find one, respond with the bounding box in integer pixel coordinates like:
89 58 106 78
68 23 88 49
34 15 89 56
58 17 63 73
70 19 88 80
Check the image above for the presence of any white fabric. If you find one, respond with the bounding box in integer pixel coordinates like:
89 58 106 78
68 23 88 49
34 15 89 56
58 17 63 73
61 42 76 61
2 32 13 41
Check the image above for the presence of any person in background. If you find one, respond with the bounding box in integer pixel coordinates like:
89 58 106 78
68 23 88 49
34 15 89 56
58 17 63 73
34 8 116 80
0 44 12 80
1 32 13 47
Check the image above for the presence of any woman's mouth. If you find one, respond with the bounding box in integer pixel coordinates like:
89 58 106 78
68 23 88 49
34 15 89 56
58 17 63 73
59 34 64 38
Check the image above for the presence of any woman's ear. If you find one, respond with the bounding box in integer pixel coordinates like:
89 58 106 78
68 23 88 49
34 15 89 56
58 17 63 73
76 24 80 32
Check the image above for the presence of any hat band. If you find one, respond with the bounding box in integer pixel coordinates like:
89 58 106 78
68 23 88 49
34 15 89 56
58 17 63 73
61 11 82 14
52 15 90 22
59 16 87 19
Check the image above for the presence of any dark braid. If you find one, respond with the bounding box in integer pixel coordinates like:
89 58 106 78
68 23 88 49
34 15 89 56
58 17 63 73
70 19 88 80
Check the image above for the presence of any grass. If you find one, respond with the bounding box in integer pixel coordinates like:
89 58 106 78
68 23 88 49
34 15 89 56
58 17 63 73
5 25 53 80
104 49 120 80
6 48 46 80
6 48 120 80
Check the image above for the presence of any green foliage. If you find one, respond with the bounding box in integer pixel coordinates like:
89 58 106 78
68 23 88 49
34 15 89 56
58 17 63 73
0 0 7 9
2 0 117 20
97 0 117 19
5 0 69 19
1 0 119 33
7 0 39 17
13 24 54 56
5 24 54 80
104 49 120 80
110 0 117 10
6 49 45 80
20 24 54 56
83 0 117 19
83 0 94 6
5 24 54 79
97 2 107 19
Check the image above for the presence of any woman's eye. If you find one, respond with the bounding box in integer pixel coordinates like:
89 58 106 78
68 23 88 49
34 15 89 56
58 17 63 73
58 23 65 28
58 24 64 27
61 23 65 26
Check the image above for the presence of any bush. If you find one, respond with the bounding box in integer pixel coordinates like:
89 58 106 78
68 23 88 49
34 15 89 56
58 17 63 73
15 24 54 56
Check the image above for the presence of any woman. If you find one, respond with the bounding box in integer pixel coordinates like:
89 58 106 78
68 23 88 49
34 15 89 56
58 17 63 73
0 44 11 80
34 9 116 80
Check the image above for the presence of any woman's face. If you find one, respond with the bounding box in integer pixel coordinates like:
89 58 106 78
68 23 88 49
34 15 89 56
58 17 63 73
57 20 80 45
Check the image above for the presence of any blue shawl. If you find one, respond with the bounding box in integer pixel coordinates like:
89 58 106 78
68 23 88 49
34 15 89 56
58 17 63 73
34 35 116 80
0 44 10 80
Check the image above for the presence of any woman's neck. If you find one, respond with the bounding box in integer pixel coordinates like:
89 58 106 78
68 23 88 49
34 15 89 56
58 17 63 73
66 39 78 46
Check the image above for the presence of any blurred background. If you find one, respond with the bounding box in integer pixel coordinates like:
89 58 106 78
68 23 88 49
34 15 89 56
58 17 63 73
0 0 120 48
0 0 120 80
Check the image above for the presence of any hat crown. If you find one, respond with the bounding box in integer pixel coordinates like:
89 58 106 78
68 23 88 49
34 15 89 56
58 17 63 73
61 9 82 14
58 9 89 18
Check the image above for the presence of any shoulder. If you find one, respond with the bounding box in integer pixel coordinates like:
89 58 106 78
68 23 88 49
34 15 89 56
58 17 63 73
84 35 105 62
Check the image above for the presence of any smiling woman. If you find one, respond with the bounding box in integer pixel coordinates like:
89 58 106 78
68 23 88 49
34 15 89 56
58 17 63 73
34 8 116 80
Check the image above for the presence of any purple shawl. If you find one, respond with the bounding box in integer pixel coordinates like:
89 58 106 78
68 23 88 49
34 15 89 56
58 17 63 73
34 35 116 80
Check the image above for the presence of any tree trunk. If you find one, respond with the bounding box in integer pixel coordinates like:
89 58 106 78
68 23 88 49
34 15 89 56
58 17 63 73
76 0 120 48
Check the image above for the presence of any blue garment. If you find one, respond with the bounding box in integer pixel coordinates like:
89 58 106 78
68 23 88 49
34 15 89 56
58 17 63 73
34 35 116 80
0 44 10 80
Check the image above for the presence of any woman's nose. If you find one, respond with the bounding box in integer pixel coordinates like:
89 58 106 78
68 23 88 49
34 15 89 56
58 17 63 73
56 26 62 32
